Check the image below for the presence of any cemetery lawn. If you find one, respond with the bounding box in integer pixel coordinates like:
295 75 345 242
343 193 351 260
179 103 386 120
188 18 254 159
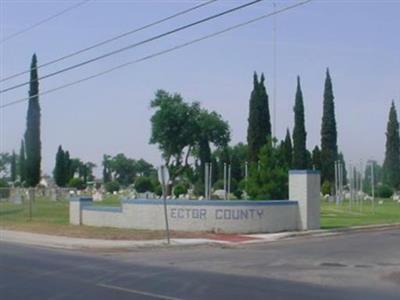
1 197 399 239
321 198 400 229
0 197 216 240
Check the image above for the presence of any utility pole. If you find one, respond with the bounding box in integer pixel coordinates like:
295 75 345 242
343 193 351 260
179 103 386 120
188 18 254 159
224 162 227 200
245 161 248 200
371 161 375 213
227 164 231 200
272 2 277 141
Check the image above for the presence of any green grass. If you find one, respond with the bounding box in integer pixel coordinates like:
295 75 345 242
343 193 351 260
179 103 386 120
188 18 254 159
0 197 69 224
92 195 121 207
321 198 400 229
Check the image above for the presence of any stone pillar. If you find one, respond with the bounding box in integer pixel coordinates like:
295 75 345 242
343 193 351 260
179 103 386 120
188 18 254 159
69 197 92 225
289 170 320 230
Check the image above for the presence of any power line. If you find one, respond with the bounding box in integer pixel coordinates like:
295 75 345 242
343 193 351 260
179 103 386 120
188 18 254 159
0 0 313 110
0 0 218 83
0 0 263 94
0 0 91 45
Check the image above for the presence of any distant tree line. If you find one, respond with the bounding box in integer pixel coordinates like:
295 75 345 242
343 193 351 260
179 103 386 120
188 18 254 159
53 145 96 189
3 53 400 199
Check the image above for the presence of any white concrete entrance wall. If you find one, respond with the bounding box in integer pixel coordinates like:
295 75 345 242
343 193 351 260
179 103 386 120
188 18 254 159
70 170 320 233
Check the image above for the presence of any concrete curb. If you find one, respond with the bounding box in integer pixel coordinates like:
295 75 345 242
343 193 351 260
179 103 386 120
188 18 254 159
1 223 400 250
0 229 225 250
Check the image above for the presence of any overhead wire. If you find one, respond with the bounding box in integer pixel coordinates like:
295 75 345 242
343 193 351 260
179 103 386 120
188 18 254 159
0 0 263 94
0 0 313 109
0 0 91 45
0 0 218 83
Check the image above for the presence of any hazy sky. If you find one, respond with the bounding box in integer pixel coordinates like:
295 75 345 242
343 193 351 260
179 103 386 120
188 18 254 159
1 0 399 177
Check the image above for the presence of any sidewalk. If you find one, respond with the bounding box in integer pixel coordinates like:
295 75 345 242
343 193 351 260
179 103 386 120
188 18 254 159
1 223 399 250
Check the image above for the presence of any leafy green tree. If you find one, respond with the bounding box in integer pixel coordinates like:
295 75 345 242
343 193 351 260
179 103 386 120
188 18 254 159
102 154 112 183
68 178 86 190
79 162 96 183
377 184 393 198
64 151 72 183
135 159 155 177
173 183 188 197
19 140 26 184
150 90 199 186
105 180 120 193
321 180 331 195
247 72 271 163
383 101 400 189
196 109 230 186
212 143 247 192
230 143 247 183
109 154 137 186
292 76 307 169
150 90 230 195
247 139 288 200
10 151 17 182
134 176 154 193
24 54 41 187
321 69 338 183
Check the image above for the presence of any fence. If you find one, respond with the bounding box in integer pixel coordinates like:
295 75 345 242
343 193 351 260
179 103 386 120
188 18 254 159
0 187 75 224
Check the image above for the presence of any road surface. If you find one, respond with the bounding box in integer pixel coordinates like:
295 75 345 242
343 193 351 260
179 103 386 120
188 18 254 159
1 228 400 299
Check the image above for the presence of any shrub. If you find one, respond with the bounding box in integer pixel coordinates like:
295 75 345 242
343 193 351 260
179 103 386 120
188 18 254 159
0 179 9 188
105 180 120 193
213 179 224 190
173 183 188 197
154 185 162 197
193 180 204 197
0 179 9 198
321 180 331 195
233 188 243 199
134 176 154 193
68 178 86 190
377 184 393 198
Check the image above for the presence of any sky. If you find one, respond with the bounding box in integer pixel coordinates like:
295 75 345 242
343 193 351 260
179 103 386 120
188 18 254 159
0 0 399 177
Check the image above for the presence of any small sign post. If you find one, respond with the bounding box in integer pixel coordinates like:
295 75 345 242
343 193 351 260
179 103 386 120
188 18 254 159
158 165 170 244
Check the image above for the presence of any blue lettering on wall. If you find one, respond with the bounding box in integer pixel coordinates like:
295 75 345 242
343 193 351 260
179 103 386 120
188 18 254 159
170 208 208 219
170 207 264 220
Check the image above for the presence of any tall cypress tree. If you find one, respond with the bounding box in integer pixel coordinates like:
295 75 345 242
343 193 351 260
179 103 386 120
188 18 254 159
312 146 321 171
283 129 293 168
247 72 271 163
383 101 400 189
53 146 66 187
24 54 41 187
292 76 307 169
64 151 72 183
19 140 26 184
321 68 338 183
10 151 17 183
259 73 272 138
247 72 261 162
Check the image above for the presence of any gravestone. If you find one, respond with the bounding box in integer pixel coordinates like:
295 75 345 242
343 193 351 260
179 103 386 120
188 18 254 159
92 191 103 202
10 189 22 204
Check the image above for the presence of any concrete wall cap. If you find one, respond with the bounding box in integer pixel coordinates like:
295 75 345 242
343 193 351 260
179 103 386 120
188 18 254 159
289 170 320 175
70 197 93 202
122 199 298 206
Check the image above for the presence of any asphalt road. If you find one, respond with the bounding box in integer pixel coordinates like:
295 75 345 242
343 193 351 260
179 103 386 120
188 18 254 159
1 229 400 300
